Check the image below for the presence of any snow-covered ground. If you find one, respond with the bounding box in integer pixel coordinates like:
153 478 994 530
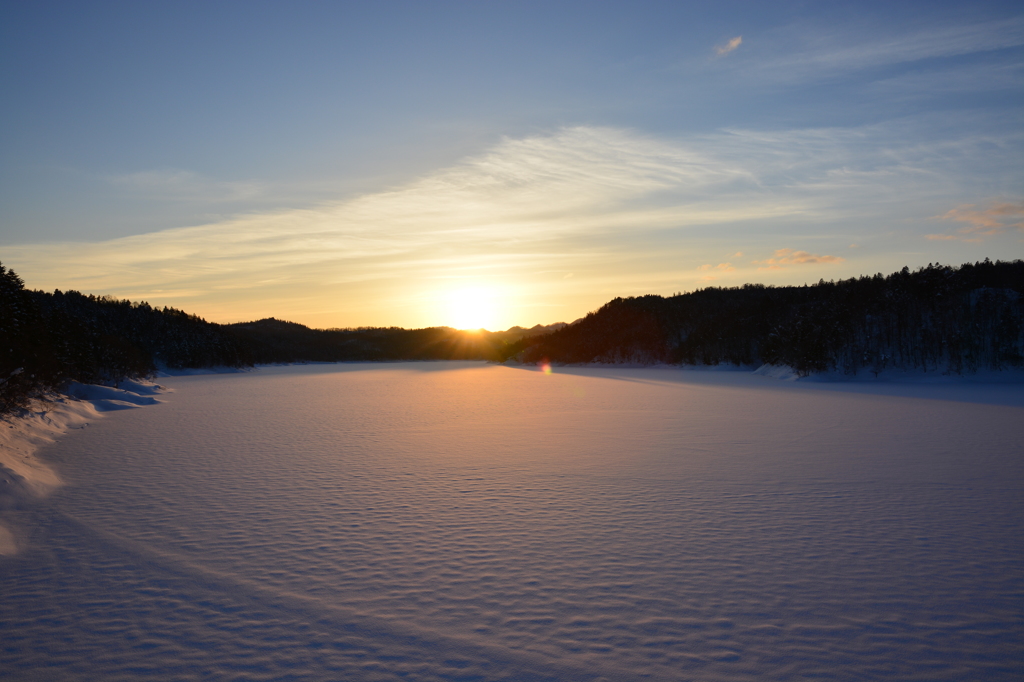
0 379 169 555
1 362 1022 680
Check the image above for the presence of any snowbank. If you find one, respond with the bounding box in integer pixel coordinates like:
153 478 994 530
752 363 804 380
0 380 168 555
753 363 1024 383
512 358 1024 383
154 365 252 377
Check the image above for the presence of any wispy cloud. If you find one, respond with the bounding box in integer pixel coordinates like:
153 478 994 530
697 261 736 282
4 122 1018 327
7 127 797 327
109 169 266 203
927 200 1024 241
864 61 1024 99
754 248 844 270
715 36 742 56
732 16 1024 84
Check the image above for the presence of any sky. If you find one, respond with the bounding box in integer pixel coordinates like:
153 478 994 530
1 0 1022 330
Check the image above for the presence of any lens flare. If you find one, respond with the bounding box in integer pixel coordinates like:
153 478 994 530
540 360 552 375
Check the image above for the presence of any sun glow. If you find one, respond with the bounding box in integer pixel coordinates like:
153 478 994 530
444 286 501 331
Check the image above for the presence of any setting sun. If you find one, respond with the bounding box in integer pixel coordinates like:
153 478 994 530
445 286 501 331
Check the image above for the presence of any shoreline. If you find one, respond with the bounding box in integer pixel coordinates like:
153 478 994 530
0 379 169 555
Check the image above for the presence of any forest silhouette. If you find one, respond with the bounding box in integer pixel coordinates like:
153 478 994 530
2 259 1022 414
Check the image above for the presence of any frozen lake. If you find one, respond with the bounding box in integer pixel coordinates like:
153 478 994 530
2 362 1023 681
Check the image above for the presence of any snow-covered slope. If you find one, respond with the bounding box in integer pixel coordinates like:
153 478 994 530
0 379 167 554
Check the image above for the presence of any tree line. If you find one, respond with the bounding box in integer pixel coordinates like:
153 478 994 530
505 260 1024 375
0 260 557 413
3 259 1022 414
1 264 252 413
222 317 559 364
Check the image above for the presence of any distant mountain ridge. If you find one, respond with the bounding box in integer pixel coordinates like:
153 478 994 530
0 262 570 413
222 318 564 364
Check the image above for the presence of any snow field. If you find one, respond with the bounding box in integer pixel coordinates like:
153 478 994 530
1 362 1022 680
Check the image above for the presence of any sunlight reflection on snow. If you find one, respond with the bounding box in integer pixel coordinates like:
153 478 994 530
1 362 1021 681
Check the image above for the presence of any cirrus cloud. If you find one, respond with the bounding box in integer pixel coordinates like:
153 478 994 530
715 36 743 56
754 248 845 270
3 121 1016 329
698 262 736 271
927 200 1024 241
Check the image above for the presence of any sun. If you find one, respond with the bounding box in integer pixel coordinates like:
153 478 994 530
445 286 500 331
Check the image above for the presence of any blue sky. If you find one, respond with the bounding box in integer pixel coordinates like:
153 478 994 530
2 1 1022 329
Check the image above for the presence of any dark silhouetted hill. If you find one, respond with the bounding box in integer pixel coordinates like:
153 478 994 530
1 261 569 413
0 268 254 412
227 320 497 363
4 258 1022 414
505 260 1024 376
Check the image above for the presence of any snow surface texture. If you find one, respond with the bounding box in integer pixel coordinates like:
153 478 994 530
0 379 168 555
1 362 1022 681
